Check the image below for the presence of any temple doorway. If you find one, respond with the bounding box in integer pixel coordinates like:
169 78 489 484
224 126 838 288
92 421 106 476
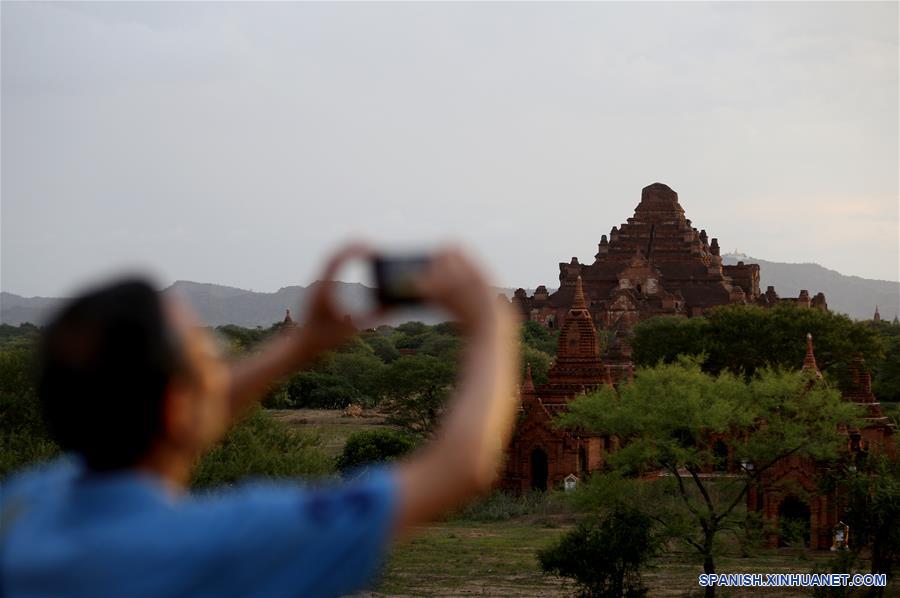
778 496 811 547
531 448 549 491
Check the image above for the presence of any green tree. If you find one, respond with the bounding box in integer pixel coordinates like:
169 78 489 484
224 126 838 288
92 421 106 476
521 345 553 386
0 348 59 476
391 321 430 352
868 320 900 403
327 352 386 406
192 408 331 488
431 321 462 337
632 305 881 387
334 429 416 472
281 370 363 409
379 354 455 436
360 330 401 363
418 334 463 361
521 320 560 356
558 359 859 598
334 334 375 355
630 316 709 367
835 454 900 591
215 324 275 355
538 507 660 598
394 321 429 337
0 323 41 351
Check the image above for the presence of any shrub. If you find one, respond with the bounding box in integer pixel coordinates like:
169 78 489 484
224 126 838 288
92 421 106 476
0 324 40 351
431 322 462 337
282 370 363 409
780 515 811 548
192 408 332 489
379 354 455 436
215 324 273 354
811 551 862 598
538 508 659 598
521 320 559 356
394 321 429 337
335 429 416 473
327 352 386 406
521 345 553 386
418 334 463 361
0 348 59 477
360 331 401 363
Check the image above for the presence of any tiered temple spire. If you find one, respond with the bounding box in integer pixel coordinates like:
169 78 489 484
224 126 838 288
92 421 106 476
571 275 588 311
802 333 822 379
522 363 535 393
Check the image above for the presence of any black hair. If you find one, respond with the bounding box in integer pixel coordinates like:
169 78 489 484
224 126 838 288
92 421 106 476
38 279 184 471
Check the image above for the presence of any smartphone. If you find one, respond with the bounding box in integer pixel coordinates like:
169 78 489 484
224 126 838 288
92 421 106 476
373 255 431 306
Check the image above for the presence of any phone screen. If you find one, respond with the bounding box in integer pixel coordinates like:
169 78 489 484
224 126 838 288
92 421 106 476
373 256 431 306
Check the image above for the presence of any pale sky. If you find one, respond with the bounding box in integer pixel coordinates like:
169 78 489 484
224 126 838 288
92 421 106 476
2 1 898 298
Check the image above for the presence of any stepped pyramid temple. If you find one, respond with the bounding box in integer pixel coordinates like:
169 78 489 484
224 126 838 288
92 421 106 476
501 182 831 492
510 182 827 337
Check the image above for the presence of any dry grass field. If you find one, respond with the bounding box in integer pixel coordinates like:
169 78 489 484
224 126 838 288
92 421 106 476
270 408 396 458
369 519 884 597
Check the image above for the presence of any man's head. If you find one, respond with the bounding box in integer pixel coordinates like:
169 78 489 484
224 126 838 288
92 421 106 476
39 279 230 474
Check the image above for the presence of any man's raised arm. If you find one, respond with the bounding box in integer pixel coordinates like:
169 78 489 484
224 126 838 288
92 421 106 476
224 246 521 534
391 250 520 535
225 245 367 421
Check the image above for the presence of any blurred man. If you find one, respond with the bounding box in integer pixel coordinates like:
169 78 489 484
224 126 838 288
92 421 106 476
0 246 519 597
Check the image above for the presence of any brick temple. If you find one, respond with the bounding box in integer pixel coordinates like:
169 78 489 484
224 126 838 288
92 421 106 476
501 276 616 492
510 182 827 335
501 182 831 493
747 337 896 549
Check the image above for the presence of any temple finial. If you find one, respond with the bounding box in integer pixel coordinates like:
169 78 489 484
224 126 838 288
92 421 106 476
522 363 535 393
571 275 588 311
803 333 822 378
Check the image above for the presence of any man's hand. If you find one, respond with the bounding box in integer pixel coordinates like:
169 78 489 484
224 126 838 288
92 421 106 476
226 241 521 514
393 248 520 536
293 243 378 358
226 243 378 419
416 247 500 335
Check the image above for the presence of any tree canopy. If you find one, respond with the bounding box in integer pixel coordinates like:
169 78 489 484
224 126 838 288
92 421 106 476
558 359 860 597
631 304 885 391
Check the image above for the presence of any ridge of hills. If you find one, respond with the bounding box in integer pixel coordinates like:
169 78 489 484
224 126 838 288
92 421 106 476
720 254 898 321
2 256 897 326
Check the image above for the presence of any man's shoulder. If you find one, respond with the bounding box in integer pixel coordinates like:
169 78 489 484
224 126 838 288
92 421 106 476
184 468 397 529
1 455 82 501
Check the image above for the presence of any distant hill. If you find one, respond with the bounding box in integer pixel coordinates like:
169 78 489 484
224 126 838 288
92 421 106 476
0 292 66 328
2 258 896 326
0 281 457 328
722 254 899 321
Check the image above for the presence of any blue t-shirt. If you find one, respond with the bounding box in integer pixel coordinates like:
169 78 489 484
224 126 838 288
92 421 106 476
0 457 397 597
